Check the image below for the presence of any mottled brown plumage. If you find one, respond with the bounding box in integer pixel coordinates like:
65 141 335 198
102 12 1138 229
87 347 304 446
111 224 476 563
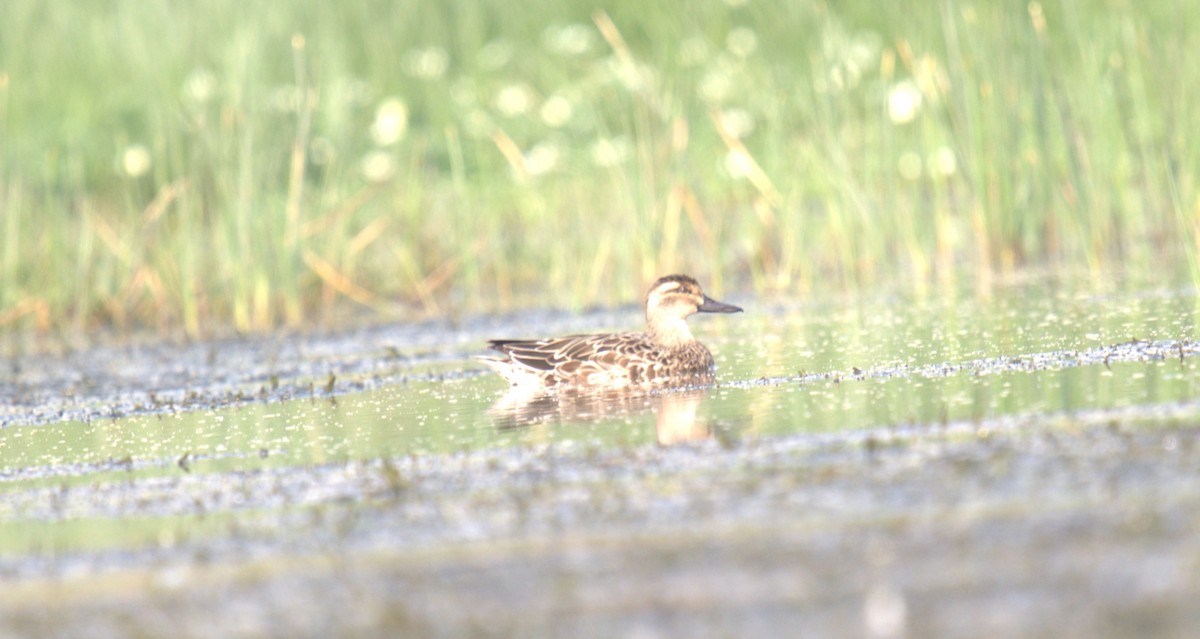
478 274 742 389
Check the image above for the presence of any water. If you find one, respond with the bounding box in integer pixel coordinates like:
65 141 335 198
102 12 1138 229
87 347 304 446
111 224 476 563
3 278 1200 637
2 280 1199 552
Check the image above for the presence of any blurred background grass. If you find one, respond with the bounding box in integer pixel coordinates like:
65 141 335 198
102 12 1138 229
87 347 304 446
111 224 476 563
1 0 1197 336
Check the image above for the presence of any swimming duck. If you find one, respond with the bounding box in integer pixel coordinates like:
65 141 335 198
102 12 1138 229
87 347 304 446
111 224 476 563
478 274 742 389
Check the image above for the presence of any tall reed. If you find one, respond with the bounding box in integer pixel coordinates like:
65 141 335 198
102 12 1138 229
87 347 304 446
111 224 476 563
1 0 1196 335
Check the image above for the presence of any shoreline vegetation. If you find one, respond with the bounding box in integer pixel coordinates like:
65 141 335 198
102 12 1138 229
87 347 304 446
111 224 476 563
1 1 1197 336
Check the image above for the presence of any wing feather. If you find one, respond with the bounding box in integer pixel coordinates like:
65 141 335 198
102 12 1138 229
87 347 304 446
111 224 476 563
487 333 655 379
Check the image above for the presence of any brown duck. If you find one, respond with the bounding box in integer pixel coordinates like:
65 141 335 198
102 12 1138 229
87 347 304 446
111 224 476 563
478 274 742 389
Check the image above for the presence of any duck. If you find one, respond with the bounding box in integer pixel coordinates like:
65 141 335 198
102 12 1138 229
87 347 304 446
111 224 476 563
478 274 741 389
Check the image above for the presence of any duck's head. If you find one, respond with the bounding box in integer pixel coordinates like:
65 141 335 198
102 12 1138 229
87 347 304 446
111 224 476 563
645 274 742 345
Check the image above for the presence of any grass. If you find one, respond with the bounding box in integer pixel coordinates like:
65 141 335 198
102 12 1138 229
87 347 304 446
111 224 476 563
1 0 1197 335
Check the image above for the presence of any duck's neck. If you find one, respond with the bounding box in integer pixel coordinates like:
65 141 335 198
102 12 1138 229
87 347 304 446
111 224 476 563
647 314 695 349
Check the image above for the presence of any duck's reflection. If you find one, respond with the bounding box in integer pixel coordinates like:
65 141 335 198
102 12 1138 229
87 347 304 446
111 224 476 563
489 386 711 446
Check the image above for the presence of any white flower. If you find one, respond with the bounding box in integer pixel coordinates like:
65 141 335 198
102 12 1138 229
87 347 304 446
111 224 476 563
723 150 754 179
369 98 409 146
495 84 535 117
525 142 561 176
360 151 395 182
726 27 758 58
539 95 574 128
542 23 595 56
120 145 152 178
479 40 514 71
930 146 957 177
181 68 217 104
887 80 923 124
699 69 733 103
463 108 493 137
590 137 631 167
718 108 756 139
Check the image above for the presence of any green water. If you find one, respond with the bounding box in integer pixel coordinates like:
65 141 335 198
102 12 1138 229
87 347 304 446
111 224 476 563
2 280 1199 555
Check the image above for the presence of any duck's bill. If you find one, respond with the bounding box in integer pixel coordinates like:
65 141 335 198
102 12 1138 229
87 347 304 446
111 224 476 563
697 296 743 313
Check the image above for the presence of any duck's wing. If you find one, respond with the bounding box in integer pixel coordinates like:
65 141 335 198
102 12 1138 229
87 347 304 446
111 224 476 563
487 333 656 376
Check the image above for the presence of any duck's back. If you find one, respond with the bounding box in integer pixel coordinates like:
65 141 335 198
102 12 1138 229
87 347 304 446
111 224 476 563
483 332 715 388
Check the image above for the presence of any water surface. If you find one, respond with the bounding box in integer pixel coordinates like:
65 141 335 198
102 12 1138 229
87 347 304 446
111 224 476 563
2 278 1199 555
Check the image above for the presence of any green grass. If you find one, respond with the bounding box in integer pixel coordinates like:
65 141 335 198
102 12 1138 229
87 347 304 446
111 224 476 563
1 0 1197 334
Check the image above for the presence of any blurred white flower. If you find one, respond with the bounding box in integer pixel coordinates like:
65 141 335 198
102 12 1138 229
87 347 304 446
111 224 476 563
369 98 409 146
542 23 595 56
718 108 756 139
479 39 515 71
524 142 561 177
818 27 881 94
402 47 449 79
678 35 711 67
463 108 493 137
590 136 631 167
181 68 217 104
598 55 653 93
120 144 152 178
846 33 881 74
495 84 534 117
887 80 923 124
722 150 754 179
539 94 574 128
930 146 958 177
699 68 733 103
726 27 758 58
360 150 396 182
